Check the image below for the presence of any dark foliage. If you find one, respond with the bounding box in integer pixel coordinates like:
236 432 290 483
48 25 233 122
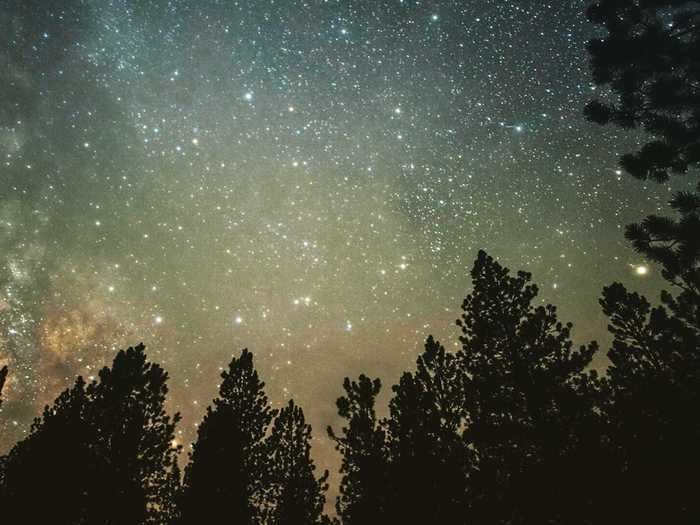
586 0 700 321
0 366 6 408
598 282 700 524
625 182 700 325
1 377 95 523
328 375 388 524
585 0 700 182
456 251 600 525
178 349 275 524
0 366 5 491
264 400 330 525
384 336 471 524
87 344 182 525
0 344 180 524
585 6 700 520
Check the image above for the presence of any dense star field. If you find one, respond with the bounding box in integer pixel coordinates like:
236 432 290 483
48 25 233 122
0 0 675 485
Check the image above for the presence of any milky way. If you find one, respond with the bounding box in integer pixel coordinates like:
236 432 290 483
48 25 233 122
0 0 677 488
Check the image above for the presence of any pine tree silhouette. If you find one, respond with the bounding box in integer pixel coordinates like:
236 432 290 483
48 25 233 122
178 349 275 524
585 0 700 319
625 185 700 328
0 344 181 524
599 282 700 524
585 0 700 182
327 375 388 524
585 4 700 521
384 336 471 524
0 377 97 523
88 343 181 525
457 251 600 525
264 399 329 524
0 366 6 408
0 365 7 498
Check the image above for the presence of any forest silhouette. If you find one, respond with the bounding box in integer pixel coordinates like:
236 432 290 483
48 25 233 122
1 1 699 523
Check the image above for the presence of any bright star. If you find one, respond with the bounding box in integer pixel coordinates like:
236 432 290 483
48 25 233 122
635 265 649 276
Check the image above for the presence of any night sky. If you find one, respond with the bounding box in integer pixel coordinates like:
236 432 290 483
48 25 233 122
0 0 675 489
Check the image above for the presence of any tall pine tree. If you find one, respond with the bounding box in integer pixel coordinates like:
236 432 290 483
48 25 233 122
87 344 181 525
586 3 700 520
598 282 700 523
0 365 8 501
457 251 600 525
0 344 181 524
178 349 275 524
0 377 96 523
384 336 471 524
264 400 329 525
327 375 388 524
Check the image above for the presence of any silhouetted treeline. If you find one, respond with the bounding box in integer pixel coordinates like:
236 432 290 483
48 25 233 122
0 240 697 523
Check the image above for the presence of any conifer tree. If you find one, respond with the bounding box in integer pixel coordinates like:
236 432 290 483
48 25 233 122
384 336 471 524
0 344 181 524
179 349 275 524
264 400 329 525
0 366 6 408
0 365 7 499
0 364 6 485
457 251 599 525
598 282 700 523
0 377 96 523
585 0 700 318
586 4 700 520
87 343 181 525
327 375 388 524
625 184 699 331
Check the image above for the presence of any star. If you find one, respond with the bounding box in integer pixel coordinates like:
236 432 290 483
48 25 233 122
634 265 649 276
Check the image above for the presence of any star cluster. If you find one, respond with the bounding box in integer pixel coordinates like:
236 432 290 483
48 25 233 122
0 0 671 485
